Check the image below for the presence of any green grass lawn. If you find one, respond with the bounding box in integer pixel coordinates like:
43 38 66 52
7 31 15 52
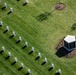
0 0 76 75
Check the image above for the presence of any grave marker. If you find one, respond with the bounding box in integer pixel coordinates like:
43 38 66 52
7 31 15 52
28 47 34 54
0 46 5 54
16 36 22 44
3 26 9 33
35 52 41 60
23 0 29 6
11 57 17 65
22 42 28 49
5 52 11 60
2 3 7 10
58 69 61 74
10 31 15 38
0 21 3 27
26 69 31 75
18 63 24 71
41 58 47 65
48 63 54 71
7 7 13 15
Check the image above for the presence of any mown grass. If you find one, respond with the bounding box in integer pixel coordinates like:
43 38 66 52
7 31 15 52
0 0 76 75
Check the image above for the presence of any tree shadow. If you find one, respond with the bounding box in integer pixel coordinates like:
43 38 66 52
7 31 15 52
55 47 71 57
36 12 51 22
36 10 55 22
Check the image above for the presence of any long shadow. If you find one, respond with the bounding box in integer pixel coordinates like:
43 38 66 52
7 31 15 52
25 73 30 75
55 73 60 75
5 56 10 60
3 30 8 33
1 7 6 10
48 67 53 71
0 50 4 54
11 61 16 65
9 35 14 38
7 11 12 15
35 56 40 60
17 0 20 1
41 62 46 65
55 47 71 57
22 45 27 49
28 51 33 55
23 3 27 6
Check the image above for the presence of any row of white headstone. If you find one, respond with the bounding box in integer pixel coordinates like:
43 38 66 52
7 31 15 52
1 3 13 14
0 21 27 45
0 46 61 74
1 0 29 9
0 23 61 74
1 0 29 14
0 25 61 74
0 46 31 74
29 47 61 74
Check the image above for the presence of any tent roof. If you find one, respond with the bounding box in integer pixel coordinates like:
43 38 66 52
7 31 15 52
64 35 75 43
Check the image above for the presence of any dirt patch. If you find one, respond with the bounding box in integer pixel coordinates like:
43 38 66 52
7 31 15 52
55 3 66 10
66 50 76 58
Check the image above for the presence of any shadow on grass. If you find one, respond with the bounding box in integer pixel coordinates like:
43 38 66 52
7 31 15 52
48 67 53 71
55 47 71 57
55 72 60 75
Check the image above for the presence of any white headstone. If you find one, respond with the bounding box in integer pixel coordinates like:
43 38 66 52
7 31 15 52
0 21 3 25
8 52 11 56
4 3 7 7
12 31 15 36
14 57 17 62
25 42 28 46
19 36 22 41
28 69 30 73
44 58 47 62
31 47 34 52
2 46 4 50
51 63 54 68
6 26 9 30
58 69 61 74
26 0 29 3
38 52 41 57
21 63 24 68
10 7 13 12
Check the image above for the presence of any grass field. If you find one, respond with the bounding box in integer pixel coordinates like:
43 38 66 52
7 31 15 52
0 0 76 75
